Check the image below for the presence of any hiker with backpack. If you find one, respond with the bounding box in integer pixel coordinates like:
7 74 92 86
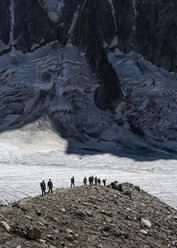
47 179 53 194
98 178 101 186
94 177 98 185
40 180 46 196
102 179 106 186
83 177 87 186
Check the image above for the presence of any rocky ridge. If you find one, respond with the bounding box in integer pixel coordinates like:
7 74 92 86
0 183 176 248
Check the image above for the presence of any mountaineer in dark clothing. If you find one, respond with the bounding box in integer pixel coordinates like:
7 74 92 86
98 178 101 186
83 177 87 186
94 177 98 185
71 176 75 187
47 179 53 194
40 180 46 196
102 179 106 186
89 176 94 185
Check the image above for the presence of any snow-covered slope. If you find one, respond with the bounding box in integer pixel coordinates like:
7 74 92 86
1 42 177 154
108 49 177 153
0 42 113 140
1 43 177 207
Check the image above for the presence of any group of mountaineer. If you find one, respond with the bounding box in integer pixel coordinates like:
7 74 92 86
83 176 106 186
40 179 53 196
40 176 107 196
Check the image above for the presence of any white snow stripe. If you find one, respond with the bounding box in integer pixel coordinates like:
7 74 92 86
9 0 15 54
68 6 80 36
107 0 118 45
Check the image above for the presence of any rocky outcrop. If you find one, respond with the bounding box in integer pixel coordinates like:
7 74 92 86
0 0 11 54
133 0 177 72
14 0 58 52
0 183 176 247
71 1 122 108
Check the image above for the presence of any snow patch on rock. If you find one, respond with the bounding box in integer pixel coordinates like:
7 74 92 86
39 0 64 23
68 6 80 36
107 0 118 45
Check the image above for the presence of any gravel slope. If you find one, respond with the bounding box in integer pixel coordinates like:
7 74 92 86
0 183 176 248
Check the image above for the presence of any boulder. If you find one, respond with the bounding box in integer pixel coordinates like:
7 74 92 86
35 209 42 216
135 186 141 192
0 221 11 232
140 229 148 235
124 191 132 198
141 218 152 229
26 226 41 240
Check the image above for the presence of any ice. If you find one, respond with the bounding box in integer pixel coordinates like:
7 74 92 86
81 0 88 13
0 42 177 210
0 121 177 209
68 6 80 36
110 36 118 48
9 0 15 47
107 0 118 45
9 0 16 55
132 0 137 18
38 0 64 23
108 48 177 152
132 0 137 46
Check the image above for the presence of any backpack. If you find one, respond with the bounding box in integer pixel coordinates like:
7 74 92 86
48 181 52 187
40 182 45 189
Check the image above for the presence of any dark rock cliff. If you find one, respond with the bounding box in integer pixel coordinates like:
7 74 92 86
133 0 177 72
14 0 58 52
1 0 177 72
0 0 177 109
0 0 11 46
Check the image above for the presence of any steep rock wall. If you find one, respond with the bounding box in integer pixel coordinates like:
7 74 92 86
0 0 177 72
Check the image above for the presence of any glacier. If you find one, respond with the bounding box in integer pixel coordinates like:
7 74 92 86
0 41 177 209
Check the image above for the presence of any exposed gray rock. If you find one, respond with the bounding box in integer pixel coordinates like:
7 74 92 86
140 229 148 235
0 184 176 247
35 209 42 216
141 218 152 229
26 225 41 240
0 221 11 232
14 227 27 238
135 186 141 192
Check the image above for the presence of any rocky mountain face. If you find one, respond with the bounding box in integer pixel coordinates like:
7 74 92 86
1 0 177 98
0 184 176 247
1 0 177 72
0 0 177 152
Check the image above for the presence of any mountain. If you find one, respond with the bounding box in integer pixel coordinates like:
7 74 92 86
0 0 177 153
